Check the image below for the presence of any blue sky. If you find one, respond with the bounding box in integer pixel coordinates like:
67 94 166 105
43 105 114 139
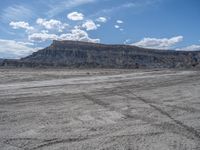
0 0 200 58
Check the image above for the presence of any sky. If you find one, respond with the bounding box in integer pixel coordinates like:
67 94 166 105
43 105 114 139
0 0 200 58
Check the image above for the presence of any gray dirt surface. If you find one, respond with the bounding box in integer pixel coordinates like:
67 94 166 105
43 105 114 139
0 68 200 150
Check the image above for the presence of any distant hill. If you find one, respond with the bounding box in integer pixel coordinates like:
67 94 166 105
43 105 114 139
1 40 200 69
0 58 4 64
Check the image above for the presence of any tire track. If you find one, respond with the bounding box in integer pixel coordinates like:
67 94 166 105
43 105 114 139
83 94 116 111
82 93 156 123
3 132 164 150
30 137 89 150
84 88 200 142
124 90 200 140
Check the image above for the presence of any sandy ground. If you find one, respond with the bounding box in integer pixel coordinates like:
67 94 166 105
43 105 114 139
0 69 200 150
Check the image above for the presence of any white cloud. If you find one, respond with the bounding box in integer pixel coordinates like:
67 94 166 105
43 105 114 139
9 21 34 32
47 0 96 17
0 39 37 59
28 33 58 42
82 20 97 31
114 20 124 31
17 42 34 46
41 30 49 33
96 17 107 23
114 25 120 29
116 20 123 24
59 28 100 43
176 45 200 51
124 39 132 44
132 36 183 49
114 24 124 31
36 18 68 32
28 28 100 43
74 25 82 30
67 12 84 21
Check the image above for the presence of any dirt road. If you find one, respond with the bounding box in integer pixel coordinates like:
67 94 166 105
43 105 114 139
0 69 200 150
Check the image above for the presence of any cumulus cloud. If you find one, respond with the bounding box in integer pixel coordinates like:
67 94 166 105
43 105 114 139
96 24 101 27
0 39 37 59
28 29 100 43
132 36 183 49
96 17 107 23
41 30 49 33
59 28 100 43
82 20 97 31
113 20 124 31
9 21 34 32
114 25 120 29
28 33 58 42
116 20 123 24
67 12 84 21
36 18 68 32
176 45 200 51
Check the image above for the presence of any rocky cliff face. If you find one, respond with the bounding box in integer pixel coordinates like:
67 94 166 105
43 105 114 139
2 40 200 68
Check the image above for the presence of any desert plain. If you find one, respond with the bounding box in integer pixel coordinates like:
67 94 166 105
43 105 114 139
0 68 200 150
